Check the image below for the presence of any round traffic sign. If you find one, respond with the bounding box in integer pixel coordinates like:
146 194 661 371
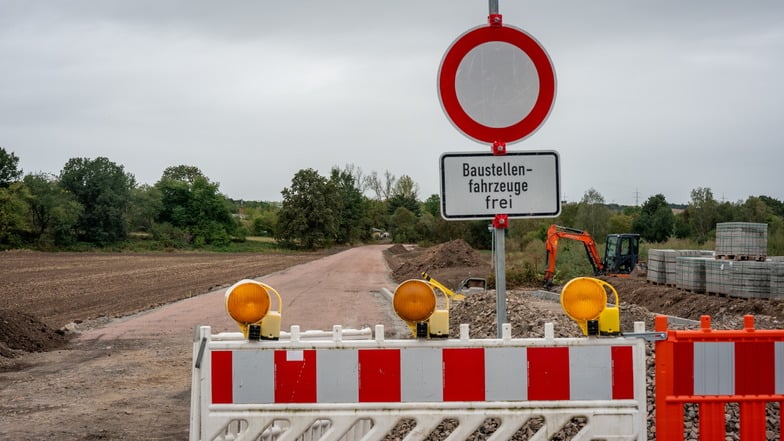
438 24 556 144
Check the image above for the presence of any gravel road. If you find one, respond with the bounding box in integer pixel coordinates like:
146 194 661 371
0 245 409 440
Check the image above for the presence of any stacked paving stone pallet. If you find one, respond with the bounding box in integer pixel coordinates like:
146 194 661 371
705 260 772 298
647 249 712 286
715 222 767 260
675 255 715 292
770 256 784 297
646 249 669 284
649 222 784 298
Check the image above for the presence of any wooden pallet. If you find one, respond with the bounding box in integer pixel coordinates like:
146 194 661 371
646 280 668 286
715 254 767 262
705 291 728 297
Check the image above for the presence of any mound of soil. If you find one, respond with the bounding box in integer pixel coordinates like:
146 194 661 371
387 239 491 289
385 244 408 255
0 309 70 359
604 276 784 326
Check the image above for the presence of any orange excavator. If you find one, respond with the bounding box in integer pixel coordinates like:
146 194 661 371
543 224 640 287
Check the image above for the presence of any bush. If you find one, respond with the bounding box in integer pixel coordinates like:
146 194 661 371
151 222 190 249
487 262 542 289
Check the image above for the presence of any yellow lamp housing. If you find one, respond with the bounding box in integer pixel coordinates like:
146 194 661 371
560 277 620 336
393 279 450 338
225 279 283 340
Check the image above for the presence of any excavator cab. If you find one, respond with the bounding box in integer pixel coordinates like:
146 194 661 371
603 233 640 275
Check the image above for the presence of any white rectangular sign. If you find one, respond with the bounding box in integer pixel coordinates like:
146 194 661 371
440 150 561 220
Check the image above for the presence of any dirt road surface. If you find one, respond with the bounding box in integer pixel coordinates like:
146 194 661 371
0 245 408 441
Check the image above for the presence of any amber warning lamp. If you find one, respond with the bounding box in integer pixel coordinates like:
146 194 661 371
225 279 282 340
393 279 450 338
560 277 620 336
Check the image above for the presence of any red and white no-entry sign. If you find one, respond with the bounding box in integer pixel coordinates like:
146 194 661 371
438 24 556 144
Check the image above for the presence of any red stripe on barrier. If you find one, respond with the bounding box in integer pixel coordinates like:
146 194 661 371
443 348 485 401
358 349 401 402
673 342 694 396
611 346 634 399
274 350 317 403
528 347 569 400
211 350 233 404
736 341 774 395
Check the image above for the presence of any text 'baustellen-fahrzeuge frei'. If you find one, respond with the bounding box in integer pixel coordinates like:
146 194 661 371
462 162 531 209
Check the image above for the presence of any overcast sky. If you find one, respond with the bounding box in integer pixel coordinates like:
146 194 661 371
2 1 783 206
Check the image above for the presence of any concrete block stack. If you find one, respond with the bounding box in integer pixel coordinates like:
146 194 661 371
715 222 768 260
713 222 771 298
648 222 782 299
729 261 772 299
705 259 733 295
770 257 784 296
646 249 671 284
647 249 711 286
675 256 714 293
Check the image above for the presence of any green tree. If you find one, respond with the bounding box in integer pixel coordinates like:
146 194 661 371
329 167 368 244
0 148 22 188
387 175 420 216
59 157 135 245
251 211 277 236
608 213 634 235
769 216 784 255
759 196 784 217
715 200 738 224
155 166 238 246
575 188 609 240
555 202 579 228
128 184 162 233
673 213 692 239
632 194 674 242
687 187 718 244
161 164 204 183
276 168 338 249
389 206 419 243
423 194 440 218
365 199 389 232
465 220 493 249
23 173 82 246
740 196 770 223
0 183 30 248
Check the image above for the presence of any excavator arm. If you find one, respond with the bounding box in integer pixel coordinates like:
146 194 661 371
543 225 605 287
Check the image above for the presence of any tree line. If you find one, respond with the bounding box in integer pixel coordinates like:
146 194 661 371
2 146 783 255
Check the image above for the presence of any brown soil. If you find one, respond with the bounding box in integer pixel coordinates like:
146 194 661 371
0 249 330 363
2 243 782 440
0 309 70 358
609 275 784 324
386 239 492 290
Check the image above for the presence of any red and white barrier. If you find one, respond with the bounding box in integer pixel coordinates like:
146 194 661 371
210 344 635 405
656 315 784 440
191 323 647 441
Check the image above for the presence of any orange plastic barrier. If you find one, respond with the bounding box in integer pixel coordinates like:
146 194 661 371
655 314 784 440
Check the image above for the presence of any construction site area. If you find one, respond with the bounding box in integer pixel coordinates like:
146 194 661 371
2 233 784 440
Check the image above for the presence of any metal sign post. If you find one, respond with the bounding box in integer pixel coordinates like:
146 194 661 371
492 214 507 337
